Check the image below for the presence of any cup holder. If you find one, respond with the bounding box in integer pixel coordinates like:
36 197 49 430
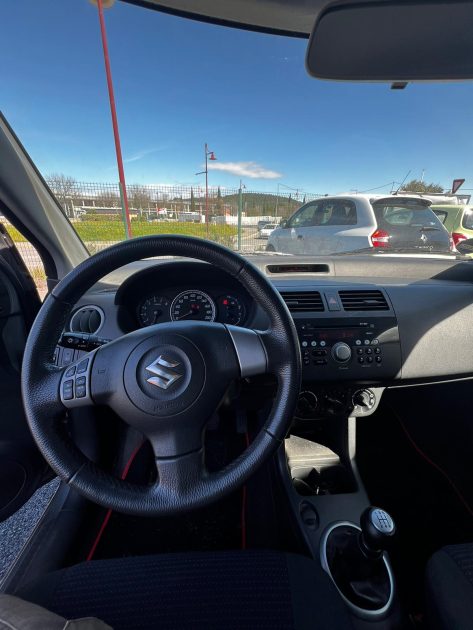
292 464 356 496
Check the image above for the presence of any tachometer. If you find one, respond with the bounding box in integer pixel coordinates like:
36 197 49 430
217 294 245 326
171 290 216 322
138 295 170 327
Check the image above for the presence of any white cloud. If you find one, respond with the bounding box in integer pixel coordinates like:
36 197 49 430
207 161 282 179
124 148 161 164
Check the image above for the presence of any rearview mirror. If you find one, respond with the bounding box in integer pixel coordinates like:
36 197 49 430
306 0 473 82
455 238 473 256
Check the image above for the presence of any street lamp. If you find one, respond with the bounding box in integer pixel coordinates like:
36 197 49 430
196 143 217 235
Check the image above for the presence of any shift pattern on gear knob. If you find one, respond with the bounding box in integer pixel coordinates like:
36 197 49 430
360 507 396 558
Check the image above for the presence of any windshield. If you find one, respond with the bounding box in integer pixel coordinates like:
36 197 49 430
1 0 470 269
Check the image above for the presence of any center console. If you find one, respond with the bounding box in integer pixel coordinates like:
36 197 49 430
277 288 405 627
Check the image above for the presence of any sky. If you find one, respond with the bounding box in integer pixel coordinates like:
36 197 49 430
1 0 473 195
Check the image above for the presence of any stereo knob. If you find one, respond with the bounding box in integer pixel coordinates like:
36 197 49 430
332 342 352 363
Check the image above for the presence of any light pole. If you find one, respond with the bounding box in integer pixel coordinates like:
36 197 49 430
237 179 246 251
196 143 217 236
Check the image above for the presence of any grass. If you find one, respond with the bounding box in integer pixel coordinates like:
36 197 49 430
76 220 237 242
6 220 237 244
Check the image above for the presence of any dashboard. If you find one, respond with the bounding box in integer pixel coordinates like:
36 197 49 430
58 254 473 419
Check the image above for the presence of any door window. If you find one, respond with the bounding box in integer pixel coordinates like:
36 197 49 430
288 202 322 228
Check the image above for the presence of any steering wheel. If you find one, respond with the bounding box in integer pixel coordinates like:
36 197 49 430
21 236 301 516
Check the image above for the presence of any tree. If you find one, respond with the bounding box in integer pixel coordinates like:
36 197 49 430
402 179 444 194
216 186 224 212
46 173 78 214
95 190 120 208
190 188 196 213
129 185 152 210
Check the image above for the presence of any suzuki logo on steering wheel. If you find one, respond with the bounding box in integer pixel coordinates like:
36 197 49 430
145 355 182 390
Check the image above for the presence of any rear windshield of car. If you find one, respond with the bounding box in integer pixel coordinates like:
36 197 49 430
462 209 473 230
372 202 443 229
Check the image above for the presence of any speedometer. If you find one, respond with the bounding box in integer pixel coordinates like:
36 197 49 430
170 290 216 322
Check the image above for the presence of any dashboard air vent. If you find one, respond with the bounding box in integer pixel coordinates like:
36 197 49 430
338 290 389 311
279 291 324 312
267 264 330 274
69 305 104 333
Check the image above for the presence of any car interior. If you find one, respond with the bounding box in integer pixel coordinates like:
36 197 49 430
1 1 473 629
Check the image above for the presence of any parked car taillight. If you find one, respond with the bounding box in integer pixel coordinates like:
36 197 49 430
452 232 468 246
371 229 390 248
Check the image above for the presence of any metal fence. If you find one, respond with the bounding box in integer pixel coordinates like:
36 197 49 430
3 181 322 296
45 180 321 254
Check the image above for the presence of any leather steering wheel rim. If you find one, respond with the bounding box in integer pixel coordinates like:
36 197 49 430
21 235 301 516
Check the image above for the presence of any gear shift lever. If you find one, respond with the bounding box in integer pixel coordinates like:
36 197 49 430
323 506 396 613
360 507 396 559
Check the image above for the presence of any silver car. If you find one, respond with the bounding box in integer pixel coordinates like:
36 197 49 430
266 194 451 255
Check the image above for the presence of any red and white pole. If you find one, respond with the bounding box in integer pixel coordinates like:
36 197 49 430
93 0 132 238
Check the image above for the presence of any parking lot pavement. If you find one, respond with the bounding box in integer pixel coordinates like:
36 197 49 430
0 478 60 585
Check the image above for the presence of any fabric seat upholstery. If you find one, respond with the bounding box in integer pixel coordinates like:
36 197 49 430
18 550 352 630
426 544 473 630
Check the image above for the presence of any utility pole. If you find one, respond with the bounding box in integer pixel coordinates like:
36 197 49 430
237 180 244 251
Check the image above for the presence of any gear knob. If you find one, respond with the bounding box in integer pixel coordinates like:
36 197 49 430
360 507 396 558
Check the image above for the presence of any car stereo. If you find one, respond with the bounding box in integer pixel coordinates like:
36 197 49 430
295 316 401 381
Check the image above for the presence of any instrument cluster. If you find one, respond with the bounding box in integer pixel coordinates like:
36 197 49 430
137 289 247 327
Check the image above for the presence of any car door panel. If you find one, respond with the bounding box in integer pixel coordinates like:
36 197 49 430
0 226 47 522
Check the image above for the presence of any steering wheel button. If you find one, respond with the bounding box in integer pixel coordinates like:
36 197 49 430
77 358 90 374
76 376 86 387
65 366 76 378
62 380 74 400
75 385 86 398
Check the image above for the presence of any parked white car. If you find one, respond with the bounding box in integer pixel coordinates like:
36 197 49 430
259 223 278 238
266 194 452 255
